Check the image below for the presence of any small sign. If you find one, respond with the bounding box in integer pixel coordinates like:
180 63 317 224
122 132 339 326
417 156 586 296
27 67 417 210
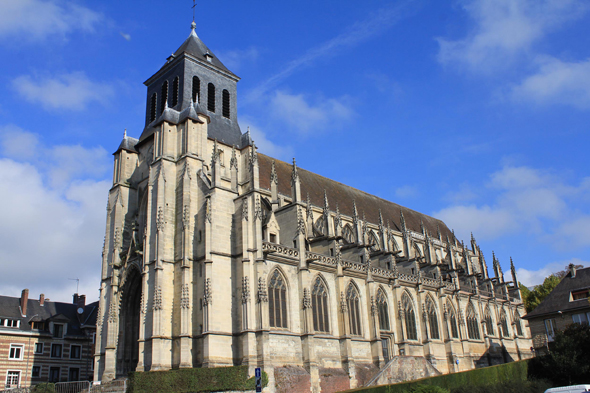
255 367 262 393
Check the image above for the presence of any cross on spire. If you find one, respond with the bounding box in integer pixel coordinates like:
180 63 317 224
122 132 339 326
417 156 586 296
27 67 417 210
192 0 197 22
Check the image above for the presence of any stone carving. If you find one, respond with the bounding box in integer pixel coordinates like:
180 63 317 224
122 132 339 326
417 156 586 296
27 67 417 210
242 277 250 304
296 207 306 236
303 288 311 309
291 158 299 183
249 142 258 169
371 295 376 315
205 198 212 223
108 301 117 323
211 139 219 165
306 193 313 220
242 199 248 221
270 161 278 185
204 278 212 305
323 190 329 219
254 196 262 221
182 204 190 229
230 145 238 169
257 277 268 303
340 291 348 313
153 286 162 311
352 200 358 226
334 204 342 230
181 284 190 309
181 160 192 180
156 206 165 232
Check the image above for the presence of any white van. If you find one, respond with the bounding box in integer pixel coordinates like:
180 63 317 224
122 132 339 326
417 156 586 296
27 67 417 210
545 385 590 393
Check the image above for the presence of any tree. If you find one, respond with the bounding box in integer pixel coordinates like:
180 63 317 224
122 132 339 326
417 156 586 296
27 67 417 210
554 264 585 279
520 274 561 313
528 323 590 386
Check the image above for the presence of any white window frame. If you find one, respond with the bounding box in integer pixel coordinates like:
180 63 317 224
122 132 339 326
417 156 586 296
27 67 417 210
50 343 63 358
8 344 24 360
69 344 81 359
572 313 589 325
34 342 43 354
5 370 21 389
53 323 64 339
544 318 556 342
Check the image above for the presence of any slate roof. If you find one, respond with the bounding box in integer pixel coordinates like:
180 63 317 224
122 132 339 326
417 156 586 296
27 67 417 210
258 154 455 240
0 295 98 336
114 136 139 154
524 267 590 319
167 24 235 77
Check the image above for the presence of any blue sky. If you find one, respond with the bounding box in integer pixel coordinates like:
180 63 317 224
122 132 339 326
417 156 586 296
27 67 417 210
1 0 590 302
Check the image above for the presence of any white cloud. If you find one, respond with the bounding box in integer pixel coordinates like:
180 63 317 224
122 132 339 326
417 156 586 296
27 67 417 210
437 0 587 72
0 125 111 302
433 165 590 248
395 185 419 199
216 47 259 72
0 0 103 42
12 72 114 111
517 258 589 286
245 1 417 103
239 119 293 161
510 56 590 109
269 90 354 134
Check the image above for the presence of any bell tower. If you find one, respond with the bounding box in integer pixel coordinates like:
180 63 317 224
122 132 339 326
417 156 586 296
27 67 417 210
140 21 244 147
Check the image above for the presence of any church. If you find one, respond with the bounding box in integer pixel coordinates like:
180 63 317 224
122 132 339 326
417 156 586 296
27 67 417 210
93 19 533 392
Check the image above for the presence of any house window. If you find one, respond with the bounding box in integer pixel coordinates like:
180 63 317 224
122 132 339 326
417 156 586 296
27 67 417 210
222 89 230 118
4 319 19 328
160 80 169 114
31 321 45 330
53 324 64 338
34 343 43 354
544 318 557 341
92 332 96 344
268 270 288 328
51 344 62 358
32 366 41 378
402 292 418 340
172 76 179 107
466 303 480 340
5 371 20 388
68 368 80 382
9 344 24 360
49 367 60 383
192 76 200 103
425 297 440 340
70 345 81 359
573 313 589 325
447 301 459 339
269 233 277 243
571 289 590 301
515 312 523 336
207 83 215 112
346 283 362 336
312 277 330 333
376 289 390 331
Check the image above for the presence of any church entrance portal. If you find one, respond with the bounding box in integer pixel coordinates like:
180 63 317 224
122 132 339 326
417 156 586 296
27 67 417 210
116 267 141 377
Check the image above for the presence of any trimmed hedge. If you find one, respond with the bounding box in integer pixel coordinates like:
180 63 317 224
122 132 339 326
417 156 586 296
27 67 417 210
31 383 56 393
346 360 529 393
127 365 268 393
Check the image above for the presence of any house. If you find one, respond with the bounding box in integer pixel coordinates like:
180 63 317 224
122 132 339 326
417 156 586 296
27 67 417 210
523 265 590 352
0 289 97 389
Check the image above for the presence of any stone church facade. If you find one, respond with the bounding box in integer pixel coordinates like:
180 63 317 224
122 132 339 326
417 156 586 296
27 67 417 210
94 21 533 392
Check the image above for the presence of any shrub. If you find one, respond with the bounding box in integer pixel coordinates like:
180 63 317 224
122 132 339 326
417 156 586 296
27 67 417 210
407 385 450 393
127 365 268 393
31 383 55 393
450 379 551 393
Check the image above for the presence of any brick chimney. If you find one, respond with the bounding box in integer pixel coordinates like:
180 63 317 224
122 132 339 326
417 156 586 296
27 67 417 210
39 294 45 306
77 295 86 309
570 263 577 278
20 289 29 317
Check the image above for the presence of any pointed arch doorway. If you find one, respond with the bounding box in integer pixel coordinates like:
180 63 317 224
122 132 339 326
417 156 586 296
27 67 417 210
116 266 142 377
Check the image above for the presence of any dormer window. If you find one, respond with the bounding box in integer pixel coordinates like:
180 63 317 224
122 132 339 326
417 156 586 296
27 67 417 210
53 323 64 338
571 289 590 301
1 318 20 328
204 52 213 63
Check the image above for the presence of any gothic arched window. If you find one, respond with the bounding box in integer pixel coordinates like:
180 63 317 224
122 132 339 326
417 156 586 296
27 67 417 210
515 311 523 337
466 303 480 340
315 215 326 236
192 76 200 103
150 93 157 122
222 89 230 118
312 277 329 333
207 83 216 112
346 283 362 336
484 306 494 336
172 76 179 107
500 309 510 338
376 288 390 331
425 296 440 340
342 224 355 244
402 292 418 340
160 80 169 115
446 300 459 339
268 270 287 329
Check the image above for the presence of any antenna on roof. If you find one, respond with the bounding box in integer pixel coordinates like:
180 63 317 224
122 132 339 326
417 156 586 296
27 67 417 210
68 278 80 294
